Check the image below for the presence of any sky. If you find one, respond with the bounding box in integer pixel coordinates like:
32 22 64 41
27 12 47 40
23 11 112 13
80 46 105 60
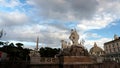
0 0 120 50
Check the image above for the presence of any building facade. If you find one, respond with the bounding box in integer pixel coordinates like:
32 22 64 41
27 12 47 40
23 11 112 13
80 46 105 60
89 42 105 63
104 35 120 62
90 42 104 56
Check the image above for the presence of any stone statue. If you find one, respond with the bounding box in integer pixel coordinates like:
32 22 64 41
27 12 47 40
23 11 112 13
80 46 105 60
57 29 89 57
61 40 67 49
69 29 79 45
67 42 71 48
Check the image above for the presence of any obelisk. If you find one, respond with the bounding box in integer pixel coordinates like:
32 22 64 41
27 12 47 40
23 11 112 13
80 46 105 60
36 37 39 51
30 37 40 64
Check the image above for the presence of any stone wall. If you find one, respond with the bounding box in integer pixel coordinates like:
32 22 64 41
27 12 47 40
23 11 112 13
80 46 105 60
29 62 120 68
30 57 59 64
39 57 59 64
0 61 120 68
0 61 29 68
59 56 94 64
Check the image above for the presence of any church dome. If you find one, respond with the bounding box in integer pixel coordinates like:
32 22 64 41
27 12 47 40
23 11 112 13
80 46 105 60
89 42 104 56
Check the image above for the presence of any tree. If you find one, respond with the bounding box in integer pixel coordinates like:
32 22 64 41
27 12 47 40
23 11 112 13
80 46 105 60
0 29 3 38
39 47 60 57
0 41 4 45
16 43 23 48
0 29 6 39
0 42 30 61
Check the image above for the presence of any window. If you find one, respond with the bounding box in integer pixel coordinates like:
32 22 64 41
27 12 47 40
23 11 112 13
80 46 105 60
118 43 120 47
109 49 111 53
105 45 107 49
108 45 110 49
109 44 111 48
112 44 114 48
116 43 119 46
116 43 119 48
106 49 107 51
111 48 114 53
118 48 120 52
115 47 118 52
113 48 116 53
107 50 109 54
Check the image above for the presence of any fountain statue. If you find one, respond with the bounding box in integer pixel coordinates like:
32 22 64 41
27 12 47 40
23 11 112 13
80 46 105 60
57 29 93 64
69 29 79 45
58 29 89 56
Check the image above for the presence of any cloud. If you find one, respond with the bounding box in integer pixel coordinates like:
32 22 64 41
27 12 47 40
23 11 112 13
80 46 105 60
97 0 120 15
0 0 20 8
85 37 112 50
2 23 69 47
27 0 118 31
8 40 37 49
1 0 120 49
77 14 115 31
82 33 102 39
27 0 98 20
0 11 29 27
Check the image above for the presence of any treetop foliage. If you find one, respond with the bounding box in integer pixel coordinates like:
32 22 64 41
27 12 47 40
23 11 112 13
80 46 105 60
39 47 60 57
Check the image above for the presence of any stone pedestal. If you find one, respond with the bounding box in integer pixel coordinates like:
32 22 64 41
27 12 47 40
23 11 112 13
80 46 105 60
30 50 40 64
59 56 93 64
30 56 41 64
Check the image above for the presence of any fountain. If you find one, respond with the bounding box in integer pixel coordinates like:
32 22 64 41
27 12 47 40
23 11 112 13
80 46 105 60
58 29 94 64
